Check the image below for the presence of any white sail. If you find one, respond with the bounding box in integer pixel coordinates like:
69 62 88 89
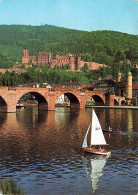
91 110 107 145
82 124 91 148
90 158 106 193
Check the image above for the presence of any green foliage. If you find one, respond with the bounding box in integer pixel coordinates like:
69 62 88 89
0 63 137 87
0 25 137 68
0 24 137 84
0 52 14 68
81 63 89 72
0 178 25 195
19 64 26 69
131 67 138 82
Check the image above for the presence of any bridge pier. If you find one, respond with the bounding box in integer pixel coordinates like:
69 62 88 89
118 100 122 106
7 104 17 113
79 101 86 109
108 94 115 106
47 102 56 110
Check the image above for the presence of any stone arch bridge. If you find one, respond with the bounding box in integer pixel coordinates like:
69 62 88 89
0 86 115 113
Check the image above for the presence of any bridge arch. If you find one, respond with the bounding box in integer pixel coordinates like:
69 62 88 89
114 96 126 106
0 96 7 112
64 92 80 108
17 91 48 111
121 100 126 105
114 99 119 105
91 95 104 106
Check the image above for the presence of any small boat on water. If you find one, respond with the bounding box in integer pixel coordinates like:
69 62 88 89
102 128 121 134
82 110 111 156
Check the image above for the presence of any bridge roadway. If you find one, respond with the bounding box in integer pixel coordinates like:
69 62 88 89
0 86 115 112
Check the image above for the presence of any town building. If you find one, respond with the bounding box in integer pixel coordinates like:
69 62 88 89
132 83 138 105
93 79 116 94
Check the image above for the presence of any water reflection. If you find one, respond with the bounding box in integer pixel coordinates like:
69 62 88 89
82 155 107 193
16 107 48 126
127 110 133 131
0 107 138 194
0 112 7 128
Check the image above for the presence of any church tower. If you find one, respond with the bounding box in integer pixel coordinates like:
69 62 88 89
126 71 132 104
22 50 30 64
116 72 122 97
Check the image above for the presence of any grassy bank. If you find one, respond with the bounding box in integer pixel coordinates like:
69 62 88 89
0 179 25 195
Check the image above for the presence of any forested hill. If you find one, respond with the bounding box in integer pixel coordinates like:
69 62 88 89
0 24 137 69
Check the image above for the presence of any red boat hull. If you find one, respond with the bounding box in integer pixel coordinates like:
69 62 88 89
83 147 111 156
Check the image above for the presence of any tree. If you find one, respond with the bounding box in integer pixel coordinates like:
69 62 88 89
81 63 89 73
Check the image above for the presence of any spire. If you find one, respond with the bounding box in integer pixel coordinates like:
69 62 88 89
117 70 122 82
127 70 132 75
118 71 121 76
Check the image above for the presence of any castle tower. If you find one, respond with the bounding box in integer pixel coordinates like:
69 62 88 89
22 50 30 64
76 55 81 71
126 71 132 104
48 52 52 63
69 55 76 71
117 71 122 82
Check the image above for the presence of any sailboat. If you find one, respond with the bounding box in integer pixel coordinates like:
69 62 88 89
82 109 111 156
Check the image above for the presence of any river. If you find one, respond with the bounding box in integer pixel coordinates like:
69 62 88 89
0 107 138 195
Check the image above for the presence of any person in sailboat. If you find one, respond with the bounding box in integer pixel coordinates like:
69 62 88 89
116 128 119 132
109 126 112 132
100 147 105 152
102 147 105 152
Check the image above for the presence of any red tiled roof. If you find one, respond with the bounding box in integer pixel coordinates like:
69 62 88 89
82 84 94 89
132 84 138 90
32 83 38 86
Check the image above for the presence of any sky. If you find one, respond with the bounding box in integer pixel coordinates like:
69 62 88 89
0 0 137 35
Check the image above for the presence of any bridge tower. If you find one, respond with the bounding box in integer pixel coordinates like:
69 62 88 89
126 71 132 105
22 49 30 64
117 71 122 82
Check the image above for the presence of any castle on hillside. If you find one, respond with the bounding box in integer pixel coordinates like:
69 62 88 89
22 50 107 71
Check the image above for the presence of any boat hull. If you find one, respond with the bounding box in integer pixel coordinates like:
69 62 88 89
102 129 121 133
83 147 111 156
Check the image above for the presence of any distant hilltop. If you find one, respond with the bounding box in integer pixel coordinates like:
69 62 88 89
22 49 107 71
0 25 137 71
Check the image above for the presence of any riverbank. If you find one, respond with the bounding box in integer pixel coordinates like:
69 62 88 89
17 104 138 109
88 105 138 109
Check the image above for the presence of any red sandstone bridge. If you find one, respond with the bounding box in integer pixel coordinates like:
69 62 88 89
0 86 124 112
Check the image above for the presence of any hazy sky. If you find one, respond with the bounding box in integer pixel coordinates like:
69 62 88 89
0 0 137 35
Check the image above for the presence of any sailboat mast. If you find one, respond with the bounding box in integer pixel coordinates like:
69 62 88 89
90 109 93 147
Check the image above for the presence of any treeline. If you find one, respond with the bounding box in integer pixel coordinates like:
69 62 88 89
0 52 14 68
0 65 137 87
0 24 137 67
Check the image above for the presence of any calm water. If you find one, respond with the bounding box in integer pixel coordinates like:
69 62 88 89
0 107 138 195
